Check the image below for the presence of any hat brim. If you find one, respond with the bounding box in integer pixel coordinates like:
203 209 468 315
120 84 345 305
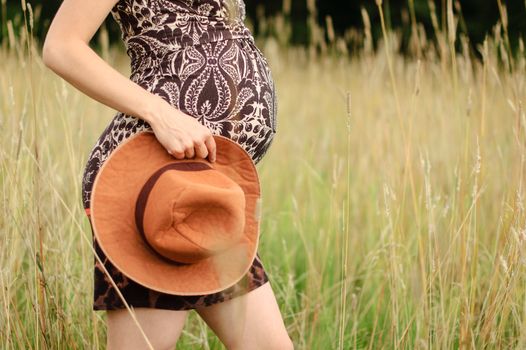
90 130 261 295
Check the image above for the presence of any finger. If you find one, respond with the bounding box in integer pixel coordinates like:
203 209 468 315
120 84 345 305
182 138 195 159
170 143 186 160
185 146 195 159
204 135 216 162
194 140 209 160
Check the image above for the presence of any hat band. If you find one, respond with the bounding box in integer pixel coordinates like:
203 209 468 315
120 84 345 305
134 161 213 265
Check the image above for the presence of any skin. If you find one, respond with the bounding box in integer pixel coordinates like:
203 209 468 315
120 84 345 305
43 1 293 349
42 0 216 161
106 282 293 350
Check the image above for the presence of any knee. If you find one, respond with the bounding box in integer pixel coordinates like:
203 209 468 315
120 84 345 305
108 332 179 350
268 335 294 350
228 334 294 350
150 337 180 350
106 308 187 350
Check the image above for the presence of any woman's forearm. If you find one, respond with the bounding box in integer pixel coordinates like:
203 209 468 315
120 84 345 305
41 0 216 160
42 39 166 125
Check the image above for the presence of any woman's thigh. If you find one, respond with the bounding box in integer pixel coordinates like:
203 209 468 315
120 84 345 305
195 281 293 350
106 307 189 350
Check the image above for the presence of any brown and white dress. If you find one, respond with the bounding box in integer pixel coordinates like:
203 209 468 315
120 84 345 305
81 0 278 310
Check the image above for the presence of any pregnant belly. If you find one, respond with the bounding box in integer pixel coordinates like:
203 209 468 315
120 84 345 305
131 38 277 163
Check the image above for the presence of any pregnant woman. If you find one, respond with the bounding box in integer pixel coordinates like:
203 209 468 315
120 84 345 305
43 0 292 349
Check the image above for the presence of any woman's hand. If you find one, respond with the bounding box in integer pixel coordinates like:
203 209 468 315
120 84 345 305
148 98 217 162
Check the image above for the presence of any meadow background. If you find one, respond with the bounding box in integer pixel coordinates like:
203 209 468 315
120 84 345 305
1 0 526 349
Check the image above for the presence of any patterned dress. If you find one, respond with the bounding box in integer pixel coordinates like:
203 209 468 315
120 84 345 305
81 0 278 310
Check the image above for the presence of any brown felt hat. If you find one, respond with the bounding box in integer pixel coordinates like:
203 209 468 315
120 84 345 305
89 130 261 295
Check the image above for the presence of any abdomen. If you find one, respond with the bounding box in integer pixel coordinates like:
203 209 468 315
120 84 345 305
133 37 278 164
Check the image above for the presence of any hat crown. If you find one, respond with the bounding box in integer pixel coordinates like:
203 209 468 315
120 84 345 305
137 161 246 264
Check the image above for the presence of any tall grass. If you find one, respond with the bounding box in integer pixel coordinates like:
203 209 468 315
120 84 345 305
1 1 526 349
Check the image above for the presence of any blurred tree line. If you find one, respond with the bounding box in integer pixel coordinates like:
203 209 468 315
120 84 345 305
1 0 525 56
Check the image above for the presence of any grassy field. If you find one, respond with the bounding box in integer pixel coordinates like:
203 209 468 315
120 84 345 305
1 2 526 349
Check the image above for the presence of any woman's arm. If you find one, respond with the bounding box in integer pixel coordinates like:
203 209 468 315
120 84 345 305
42 0 216 162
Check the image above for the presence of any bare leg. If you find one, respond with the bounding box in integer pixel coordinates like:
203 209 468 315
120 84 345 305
195 281 293 350
106 308 189 350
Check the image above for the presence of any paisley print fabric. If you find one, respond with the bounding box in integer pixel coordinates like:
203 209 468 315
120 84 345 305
81 0 277 311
